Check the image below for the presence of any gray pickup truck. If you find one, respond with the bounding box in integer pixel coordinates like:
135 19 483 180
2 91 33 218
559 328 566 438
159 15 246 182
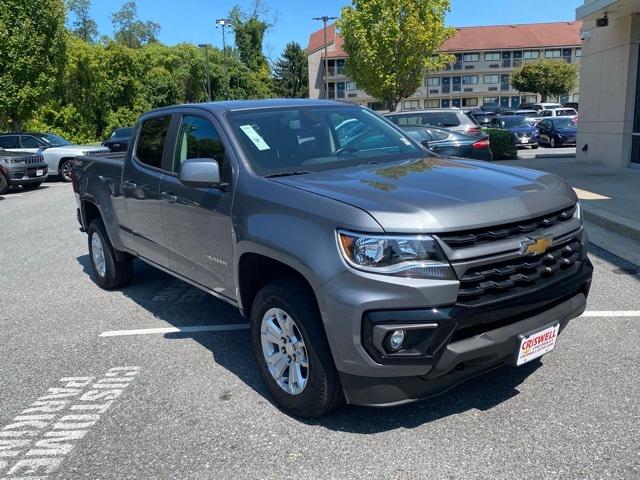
73 99 593 417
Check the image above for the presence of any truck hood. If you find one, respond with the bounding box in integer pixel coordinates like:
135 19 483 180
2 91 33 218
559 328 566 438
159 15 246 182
272 157 577 233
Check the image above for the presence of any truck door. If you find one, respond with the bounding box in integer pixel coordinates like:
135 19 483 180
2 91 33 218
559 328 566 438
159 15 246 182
121 114 171 267
159 112 236 298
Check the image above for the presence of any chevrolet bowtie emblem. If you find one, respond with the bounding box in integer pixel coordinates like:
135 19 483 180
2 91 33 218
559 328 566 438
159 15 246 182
520 236 553 256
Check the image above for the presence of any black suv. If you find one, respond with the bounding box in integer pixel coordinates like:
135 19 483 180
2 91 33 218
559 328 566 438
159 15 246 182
0 148 48 194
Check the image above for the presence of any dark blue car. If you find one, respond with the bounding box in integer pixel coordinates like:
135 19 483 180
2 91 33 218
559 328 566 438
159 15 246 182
536 118 578 148
492 115 539 149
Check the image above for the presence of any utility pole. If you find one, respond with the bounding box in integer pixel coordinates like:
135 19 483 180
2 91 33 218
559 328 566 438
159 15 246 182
216 18 232 97
313 16 338 100
197 44 212 102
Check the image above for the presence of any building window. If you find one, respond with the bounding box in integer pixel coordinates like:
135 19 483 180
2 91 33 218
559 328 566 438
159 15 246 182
403 99 420 110
463 53 479 62
575 48 582 58
484 52 500 61
521 95 537 104
523 50 540 59
426 99 440 108
483 97 499 106
346 81 357 91
328 82 346 99
327 59 345 76
367 102 385 111
426 77 441 87
545 49 561 58
483 74 499 84
573 93 580 102
462 98 478 107
462 75 478 85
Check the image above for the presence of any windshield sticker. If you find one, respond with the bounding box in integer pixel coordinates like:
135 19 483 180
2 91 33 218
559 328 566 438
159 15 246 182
399 137 412 146
239 125 270 151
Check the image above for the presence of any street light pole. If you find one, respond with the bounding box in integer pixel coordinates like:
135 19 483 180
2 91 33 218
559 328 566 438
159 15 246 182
197 44 212 102
313 16 338 100
216 18 232 97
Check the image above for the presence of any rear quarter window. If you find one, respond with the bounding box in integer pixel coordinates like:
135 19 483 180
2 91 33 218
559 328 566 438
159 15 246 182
135 116 171 169
0 135 20 149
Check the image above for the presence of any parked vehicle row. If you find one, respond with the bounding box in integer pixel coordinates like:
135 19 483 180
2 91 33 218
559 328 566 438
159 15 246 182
72 99 592 417
401 125 493 161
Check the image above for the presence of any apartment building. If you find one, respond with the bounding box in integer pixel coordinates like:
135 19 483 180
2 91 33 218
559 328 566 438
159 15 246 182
307 21 582 111
575 0 639 169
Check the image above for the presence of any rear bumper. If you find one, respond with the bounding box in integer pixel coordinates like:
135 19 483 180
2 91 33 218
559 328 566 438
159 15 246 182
341 289 588 407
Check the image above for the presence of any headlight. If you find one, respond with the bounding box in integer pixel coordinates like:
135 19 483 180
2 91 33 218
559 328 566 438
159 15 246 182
573 202 582 222
337 230 455 280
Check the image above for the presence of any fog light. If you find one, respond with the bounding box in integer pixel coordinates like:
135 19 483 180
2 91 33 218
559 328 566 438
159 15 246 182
388 329 405 352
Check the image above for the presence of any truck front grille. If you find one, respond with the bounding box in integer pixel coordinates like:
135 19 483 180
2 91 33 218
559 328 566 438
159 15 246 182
23 156 44 165
439 205 577 248
456 238 583 305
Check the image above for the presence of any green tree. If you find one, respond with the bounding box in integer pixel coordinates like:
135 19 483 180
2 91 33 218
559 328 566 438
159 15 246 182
111 1 160 49
229 1 271 71
0 0 67 130
337 0 455 111
67 0 98 43
273 42 308 98
511 59 579 102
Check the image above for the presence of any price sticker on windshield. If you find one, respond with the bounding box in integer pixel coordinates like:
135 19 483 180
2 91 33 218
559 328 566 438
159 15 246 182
240 125 271 151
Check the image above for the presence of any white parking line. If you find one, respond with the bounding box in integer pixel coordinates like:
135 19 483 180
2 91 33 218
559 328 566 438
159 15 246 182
99 324 250 337
582 311 640 317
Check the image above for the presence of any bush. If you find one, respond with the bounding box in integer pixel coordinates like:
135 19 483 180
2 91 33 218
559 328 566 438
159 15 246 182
483 128 518 160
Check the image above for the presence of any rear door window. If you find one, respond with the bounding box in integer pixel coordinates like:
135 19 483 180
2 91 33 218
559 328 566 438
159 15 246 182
0 135 20 148
135 116 171 169
20 136 44 148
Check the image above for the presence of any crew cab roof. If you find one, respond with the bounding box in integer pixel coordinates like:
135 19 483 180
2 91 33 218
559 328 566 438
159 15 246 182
147 98 351 115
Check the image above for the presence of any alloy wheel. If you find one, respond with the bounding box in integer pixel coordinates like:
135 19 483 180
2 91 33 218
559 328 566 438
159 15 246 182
91 234 107 278
260 307 309 395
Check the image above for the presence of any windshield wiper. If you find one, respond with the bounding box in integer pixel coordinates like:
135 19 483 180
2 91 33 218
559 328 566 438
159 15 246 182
264 170 311 178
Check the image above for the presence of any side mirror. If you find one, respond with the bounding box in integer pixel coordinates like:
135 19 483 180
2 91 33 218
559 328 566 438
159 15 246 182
421 140 430 149
178 158 221 188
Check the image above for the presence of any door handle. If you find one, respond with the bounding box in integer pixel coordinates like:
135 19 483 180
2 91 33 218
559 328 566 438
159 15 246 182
122 180 137 189
161 192 178 204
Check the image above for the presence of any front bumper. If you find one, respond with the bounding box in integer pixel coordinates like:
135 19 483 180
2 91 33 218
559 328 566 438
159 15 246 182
7 165 48 185
515 137 538 147
341 290 587 406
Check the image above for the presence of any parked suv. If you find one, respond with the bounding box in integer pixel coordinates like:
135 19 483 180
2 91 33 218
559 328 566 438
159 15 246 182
103 127 133 152
385 109 482 136
0 148 48 194
0 132 109 182
73 99 592 417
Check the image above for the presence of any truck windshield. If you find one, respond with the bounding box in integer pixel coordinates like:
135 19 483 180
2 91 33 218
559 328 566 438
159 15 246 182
228 106 424 176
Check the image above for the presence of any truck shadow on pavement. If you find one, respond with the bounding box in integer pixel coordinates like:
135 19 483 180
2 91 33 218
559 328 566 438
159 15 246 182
78 255 543 432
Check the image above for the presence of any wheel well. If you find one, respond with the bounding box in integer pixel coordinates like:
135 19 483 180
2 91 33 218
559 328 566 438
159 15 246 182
58 157 74 172
238 253 315 317
82 201 101 228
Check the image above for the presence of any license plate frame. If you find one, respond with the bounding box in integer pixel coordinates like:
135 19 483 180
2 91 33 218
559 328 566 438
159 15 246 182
36 169 44 177
516 323 560 366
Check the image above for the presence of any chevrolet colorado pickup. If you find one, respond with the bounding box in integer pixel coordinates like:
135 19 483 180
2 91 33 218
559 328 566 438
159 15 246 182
72 100 593 417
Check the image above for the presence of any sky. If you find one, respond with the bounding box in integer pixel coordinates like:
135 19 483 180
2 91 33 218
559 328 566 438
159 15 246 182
87 0 582 59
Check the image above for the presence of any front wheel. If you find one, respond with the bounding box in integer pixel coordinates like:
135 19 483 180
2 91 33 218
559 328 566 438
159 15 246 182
59 159 74 182
550 137 556 148
251 278 343 417
0 174 9 195
87 218 133 289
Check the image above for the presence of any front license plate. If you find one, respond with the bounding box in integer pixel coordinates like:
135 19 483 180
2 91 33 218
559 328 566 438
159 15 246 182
36 169 44 176
521 137 529 143
516 324 559 366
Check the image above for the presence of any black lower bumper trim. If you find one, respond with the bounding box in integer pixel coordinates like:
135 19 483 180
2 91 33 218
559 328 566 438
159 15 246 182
344 291 587 407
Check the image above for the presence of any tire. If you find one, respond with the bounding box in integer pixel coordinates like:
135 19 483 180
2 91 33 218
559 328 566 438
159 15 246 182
532 145 539 150
59 159 74 182
22 181 43 191
87 218 133 290
550 137 556 148
0 173 9 195
251 278 343 418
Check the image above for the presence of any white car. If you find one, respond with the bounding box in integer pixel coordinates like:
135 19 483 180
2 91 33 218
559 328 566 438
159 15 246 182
531 108 578 125
0 132 109 182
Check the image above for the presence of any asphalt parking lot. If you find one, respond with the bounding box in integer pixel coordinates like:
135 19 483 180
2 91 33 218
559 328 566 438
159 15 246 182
1 181 639 480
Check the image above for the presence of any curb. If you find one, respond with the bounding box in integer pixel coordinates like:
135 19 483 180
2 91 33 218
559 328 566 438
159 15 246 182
582 203 640 242
533 153 576 159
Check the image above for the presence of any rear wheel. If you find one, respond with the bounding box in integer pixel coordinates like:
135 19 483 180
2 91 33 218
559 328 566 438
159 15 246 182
59 159 74 182
22 181 43 191
550 137 556 148
87 218 133 289
0 174 9 195
251 278 343 417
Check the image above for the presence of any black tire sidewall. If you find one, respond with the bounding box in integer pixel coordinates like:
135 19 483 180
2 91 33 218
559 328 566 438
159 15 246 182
59 160 73 182
0 174 9 195
250 280 341 417
87 220 119 289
